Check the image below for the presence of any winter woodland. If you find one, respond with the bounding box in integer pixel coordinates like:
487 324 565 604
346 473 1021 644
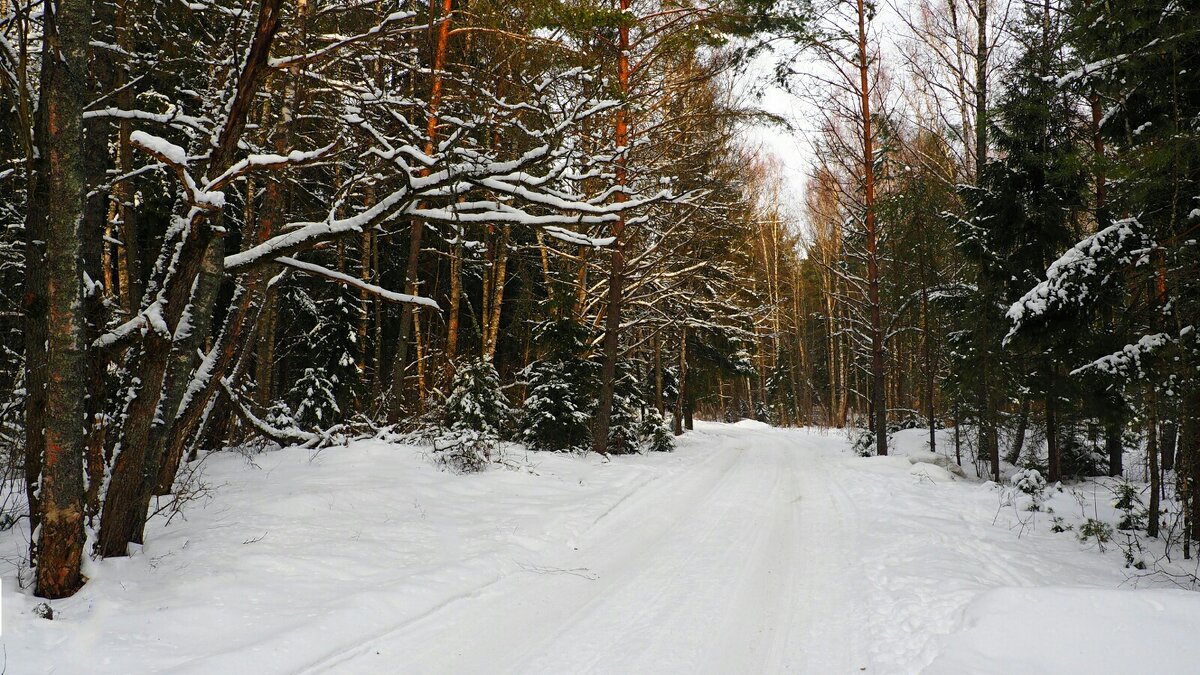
1 0 1199 672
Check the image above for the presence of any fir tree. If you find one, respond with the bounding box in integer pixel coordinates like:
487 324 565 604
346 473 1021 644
433 358 510 473
639 407 675 453
289 368 341 431
519 318 598 453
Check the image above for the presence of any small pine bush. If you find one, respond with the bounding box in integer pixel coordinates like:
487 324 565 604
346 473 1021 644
518 319 597 453
289 368 340 431
1112 480 1146 531
639 407 675 453
441 358 509 438
433 358 509 473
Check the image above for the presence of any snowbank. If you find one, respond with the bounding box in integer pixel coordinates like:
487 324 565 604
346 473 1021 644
927 587 1200 674
0 439 699 674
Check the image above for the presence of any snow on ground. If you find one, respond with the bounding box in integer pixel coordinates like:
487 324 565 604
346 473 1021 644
2 422 1198 674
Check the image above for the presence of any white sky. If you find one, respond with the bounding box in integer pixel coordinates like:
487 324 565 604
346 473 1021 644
733 0 925 240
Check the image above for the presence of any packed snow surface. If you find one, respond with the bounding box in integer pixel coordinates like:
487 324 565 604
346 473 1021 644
3 423 1197 673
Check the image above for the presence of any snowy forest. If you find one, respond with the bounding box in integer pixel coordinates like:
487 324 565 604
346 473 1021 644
1 0 1199 670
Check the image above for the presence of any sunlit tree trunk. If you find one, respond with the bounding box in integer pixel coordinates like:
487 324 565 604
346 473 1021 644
593 0 632 454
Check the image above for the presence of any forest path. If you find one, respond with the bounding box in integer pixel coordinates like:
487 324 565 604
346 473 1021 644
303 423 868 674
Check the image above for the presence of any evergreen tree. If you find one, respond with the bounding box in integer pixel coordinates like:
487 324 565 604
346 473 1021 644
433 358 510 473
519 318 598 453
289 368 341 431
607 361 645 455
952 0 1086 481
441 358 509 437
639 407 676 453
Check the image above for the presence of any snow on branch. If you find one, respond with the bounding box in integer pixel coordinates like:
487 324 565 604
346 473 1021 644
275 256 440 310
130 131 226 210
1070 332 1172 379
207 142 337 189
1006 218 1147 341
221 380 322 447
94 298 171 348
225 184 410 271
83 107 211 136
268 11 421 69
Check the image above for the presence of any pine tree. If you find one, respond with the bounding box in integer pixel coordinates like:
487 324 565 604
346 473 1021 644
607 361 644 454
433 357 510 472
639 407 675 453
290 368 341 431
519 318 598 453
952 0 1086 481
441 358 509 439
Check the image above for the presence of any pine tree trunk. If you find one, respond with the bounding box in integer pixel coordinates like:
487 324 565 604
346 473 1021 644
114 0 141 311
388 0 453 422
855 0 886 455
29 0 91 597
1105 419 1123 477
1147 386 1161 538
592 0 631 454
673 328 687 436
445 236 462 376
922 285 936 452
1183 389 1200 543
1046 372 1060 483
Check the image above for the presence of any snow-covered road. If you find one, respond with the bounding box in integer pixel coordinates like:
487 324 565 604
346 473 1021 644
6 421 1200 674
310 424 866 674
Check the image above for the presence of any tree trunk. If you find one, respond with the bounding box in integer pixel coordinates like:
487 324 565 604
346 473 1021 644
98 0 284 558
1007 395 1030 465
1182 389 1200 544
483 225 510 362
1046 373 1060 483
673 328 687 436
28 0 91 597
1105 418 1123 477
1147 386 1161 538
855 0 886 455
654 334 664 416
592 0 632 454
1162 420 1177 473
922 284 935 452
388 0 453 422
445 235 462 377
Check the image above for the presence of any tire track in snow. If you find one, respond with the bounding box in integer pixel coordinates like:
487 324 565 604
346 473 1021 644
312 426 870 674
289 438 745 675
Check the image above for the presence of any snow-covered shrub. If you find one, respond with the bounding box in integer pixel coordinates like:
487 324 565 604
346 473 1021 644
639 407 675 453
850 426 892 456
1112 480 1146 531
1012 467 1047 495
522 364 594 452
264 401 297 432
850 428 875 456
1078 518 1113 549
289 368 341 431
432 358 510 473
607 363 645 455
432 429 495 474
1061 433 1106 478
519 318 597 453
754 401 774 426
1011 467 1048 511
893 412 944 431
441 358 509 439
